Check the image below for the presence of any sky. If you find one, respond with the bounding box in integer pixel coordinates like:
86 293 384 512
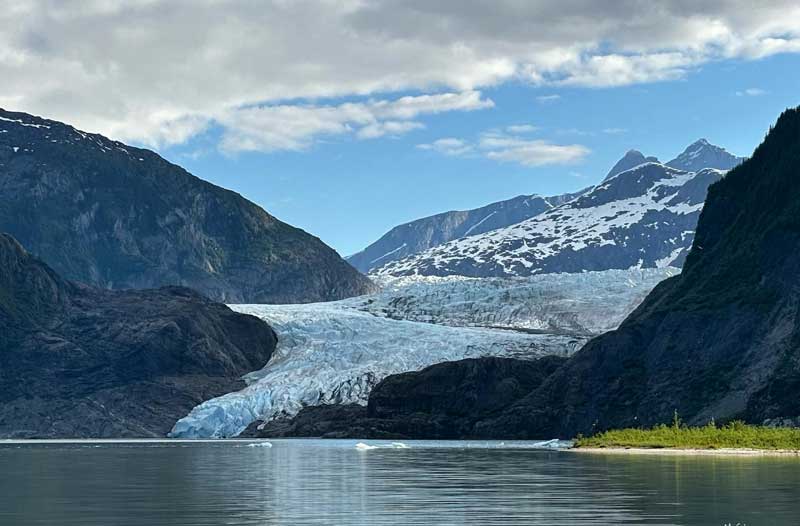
1 1 799 255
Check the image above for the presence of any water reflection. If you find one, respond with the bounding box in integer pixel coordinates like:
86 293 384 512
0 440 796 525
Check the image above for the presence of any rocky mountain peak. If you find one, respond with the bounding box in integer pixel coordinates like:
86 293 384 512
603 149 659 181
374 156 721 279
666 138 744 172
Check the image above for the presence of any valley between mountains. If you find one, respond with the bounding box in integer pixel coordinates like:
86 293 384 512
1 106 798 441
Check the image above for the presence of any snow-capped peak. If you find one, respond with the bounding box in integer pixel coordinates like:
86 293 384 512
666 138 744 173
372 159 726 279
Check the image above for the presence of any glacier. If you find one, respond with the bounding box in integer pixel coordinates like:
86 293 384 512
169 304 581 438
351 267 678 334
170 267 678 438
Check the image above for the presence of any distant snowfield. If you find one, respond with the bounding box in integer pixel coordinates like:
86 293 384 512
170 268 678 438
373 164 723 278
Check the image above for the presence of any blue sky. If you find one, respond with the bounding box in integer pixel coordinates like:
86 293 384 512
163 53 799 255
3 1 800 255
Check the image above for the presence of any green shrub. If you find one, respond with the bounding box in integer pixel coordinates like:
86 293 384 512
574 420 800 450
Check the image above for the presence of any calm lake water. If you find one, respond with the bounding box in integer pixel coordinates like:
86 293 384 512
0 439 797 525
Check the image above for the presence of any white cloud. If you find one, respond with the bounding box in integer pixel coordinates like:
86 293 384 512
736 88 767 96
218 91 492 153
420 130 588 167
370 91 495 119
547 52 700 87
536 94 562 103
417 137 474 156
1 1 798 148
356 121 425 140
479 133 589 166
602 127 628 134
557 128 595 137
506 124 538 134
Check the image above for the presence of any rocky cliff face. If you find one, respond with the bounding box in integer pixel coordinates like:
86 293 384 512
0 233 277 438
0 109 373 303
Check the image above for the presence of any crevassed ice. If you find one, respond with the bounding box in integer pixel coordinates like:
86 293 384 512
170 306 581 438
355 267 677 335
170 268 677 438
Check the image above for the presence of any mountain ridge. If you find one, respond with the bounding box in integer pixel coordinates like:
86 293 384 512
347 188 589 273
374 161 729 278
0 108 374 304
358 139 742 279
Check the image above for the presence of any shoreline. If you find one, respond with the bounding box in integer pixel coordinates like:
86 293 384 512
570 446 800 457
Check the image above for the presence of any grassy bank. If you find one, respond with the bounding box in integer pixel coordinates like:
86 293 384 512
574 419 800 451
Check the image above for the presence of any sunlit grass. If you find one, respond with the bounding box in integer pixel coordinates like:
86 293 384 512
574 415 800 450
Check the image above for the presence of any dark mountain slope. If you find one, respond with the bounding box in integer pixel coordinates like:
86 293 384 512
483 107 800 437
0 109 373 303
0 233 277 438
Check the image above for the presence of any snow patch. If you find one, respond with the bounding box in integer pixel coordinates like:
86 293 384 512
370 243 407 264
0 116 50 129
463 211 498 237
